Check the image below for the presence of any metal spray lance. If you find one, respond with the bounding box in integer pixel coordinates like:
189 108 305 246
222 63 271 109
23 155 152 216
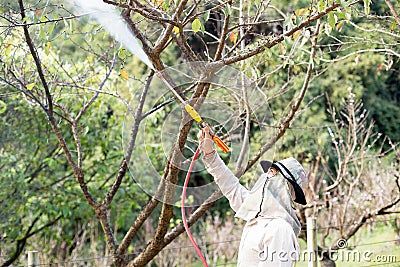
155 72 230 153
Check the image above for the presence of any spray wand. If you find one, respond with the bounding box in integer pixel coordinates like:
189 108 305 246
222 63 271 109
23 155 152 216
155 72 229 153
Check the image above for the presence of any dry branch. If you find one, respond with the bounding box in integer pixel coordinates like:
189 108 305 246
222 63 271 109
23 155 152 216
386 0 400 26
218 4 339 66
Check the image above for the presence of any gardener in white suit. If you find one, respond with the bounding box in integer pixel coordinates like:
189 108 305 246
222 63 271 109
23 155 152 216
198 127 308 266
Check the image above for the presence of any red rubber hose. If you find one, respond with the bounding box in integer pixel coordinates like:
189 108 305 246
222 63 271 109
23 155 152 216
181 146 209 267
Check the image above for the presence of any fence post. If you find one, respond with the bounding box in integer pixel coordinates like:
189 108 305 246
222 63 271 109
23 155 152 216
307 217 317 267
27 251 39 267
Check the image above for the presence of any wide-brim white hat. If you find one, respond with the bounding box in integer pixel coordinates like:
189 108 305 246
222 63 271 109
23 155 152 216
260 157 307 205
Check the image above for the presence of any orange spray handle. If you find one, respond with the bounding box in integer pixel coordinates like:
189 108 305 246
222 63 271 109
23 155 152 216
199 121 230 153
212 135 230 153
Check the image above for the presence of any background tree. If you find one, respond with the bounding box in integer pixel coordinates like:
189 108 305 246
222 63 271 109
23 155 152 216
303 91 400 267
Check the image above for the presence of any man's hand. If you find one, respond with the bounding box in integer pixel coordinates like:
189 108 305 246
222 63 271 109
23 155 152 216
198 126 214 155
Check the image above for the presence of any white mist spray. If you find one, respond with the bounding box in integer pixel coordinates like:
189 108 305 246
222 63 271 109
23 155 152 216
72 0 154 69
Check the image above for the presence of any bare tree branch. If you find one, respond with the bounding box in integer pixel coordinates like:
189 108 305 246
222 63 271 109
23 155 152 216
75 58 116 123
122 6 156 64
213 10 230 61
177 25 200 61
154 0 189 53
117 198 160 258
332 176 400 250
103 0 181 27
212 3 339 67
228 18 285 32
182 0 232 26
102 70 154 207
18 0 53 116
0 13 85 28
385 0 400 26
235 0 251 176
245 22 320 170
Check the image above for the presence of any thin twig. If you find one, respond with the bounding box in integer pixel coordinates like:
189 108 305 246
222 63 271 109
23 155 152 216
75 57 116 122
385 0 400 26
102 70 154 207
103 0 180 27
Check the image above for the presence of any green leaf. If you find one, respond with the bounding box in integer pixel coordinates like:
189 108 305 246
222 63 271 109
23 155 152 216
295 14 301 26
313 56 320 65
26 83 36 90
200 22 205 34
62 207 69 217
191 18 201 33
44 42 51 55
327 13 336 29
39 27 46 40
164 0 171 9
40 15 48 22
83 126 89 135
283 16 294 28
336 10 346 20
118 48 127 60
324 22 332 35
318 0 326 12
5 44 12 56
0 100 7 114
204 10 210 21
49 22 56 35
63 18 68 28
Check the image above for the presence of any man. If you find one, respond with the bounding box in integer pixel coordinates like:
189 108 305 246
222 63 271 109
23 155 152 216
198 128 308 266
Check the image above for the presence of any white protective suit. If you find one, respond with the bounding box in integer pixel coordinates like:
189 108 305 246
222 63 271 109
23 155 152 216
203 152 301 267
